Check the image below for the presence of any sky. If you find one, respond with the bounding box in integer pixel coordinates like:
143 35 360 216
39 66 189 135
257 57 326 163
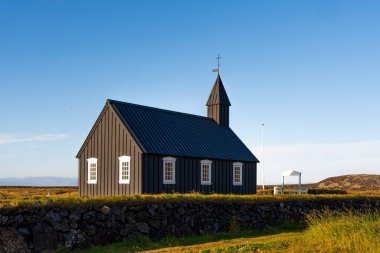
0 0 379 184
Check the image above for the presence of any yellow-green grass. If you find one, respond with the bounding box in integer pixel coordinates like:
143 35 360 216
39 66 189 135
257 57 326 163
287 209 380 253
1 190 380 209
1 186 379 209
0 187 77 207
56 223 304 253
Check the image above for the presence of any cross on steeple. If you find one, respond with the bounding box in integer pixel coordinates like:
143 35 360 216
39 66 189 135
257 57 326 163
216 54 222 72
213 54 223 73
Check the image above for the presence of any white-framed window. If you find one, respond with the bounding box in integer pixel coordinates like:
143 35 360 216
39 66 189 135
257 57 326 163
119 156 131 184
233 162 243 186
200 160 212 185
163 157 176 184
87 158 98 184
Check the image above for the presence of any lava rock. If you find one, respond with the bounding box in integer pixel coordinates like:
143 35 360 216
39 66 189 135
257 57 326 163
101 206 111 215
135 222 149 234
0 227 28 252
45 210 61 223
69 210 81 221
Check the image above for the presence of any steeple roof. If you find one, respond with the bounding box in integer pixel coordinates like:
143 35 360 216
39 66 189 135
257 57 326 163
206 74 231 106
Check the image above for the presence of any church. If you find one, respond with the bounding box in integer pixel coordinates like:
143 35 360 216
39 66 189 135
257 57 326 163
76 74 259 196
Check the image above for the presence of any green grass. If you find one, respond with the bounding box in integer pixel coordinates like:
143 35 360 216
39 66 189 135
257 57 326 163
57 223 304 253
196 241 289 253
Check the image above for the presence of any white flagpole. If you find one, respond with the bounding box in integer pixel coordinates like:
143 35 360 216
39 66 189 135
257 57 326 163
261 123 265 190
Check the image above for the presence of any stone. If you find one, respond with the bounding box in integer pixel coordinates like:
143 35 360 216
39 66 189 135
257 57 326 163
127 216 136 224
176 224 194 237
0 214 8 225
17 227 30 237
119 224 134 237
212 223 220 233
101 206 111 215
64 229 87 248
60 209 69 217
110 207 125 222
0 227 28 252
69 210 81 221
147 205 155 216
46 210 61 223
53 222 70 233
93 228 120 245
135 222 149 234
83 211 96 223
15 214 24 225
70 221 78 229
126 232 142 241
161 217 168 226
149 219 161 229
96 213 106 222
182 215 191 224
177 207 186 216
158 204 166 214
32 223 60 252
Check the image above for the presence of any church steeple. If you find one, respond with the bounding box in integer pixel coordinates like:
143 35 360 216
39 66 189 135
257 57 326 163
206 74 231 127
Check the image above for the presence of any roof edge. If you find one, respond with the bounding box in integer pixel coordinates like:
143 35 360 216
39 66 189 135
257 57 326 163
76 102 109 158
108 99 216 121
144 152 259 163
76 100 148 159
108 101 147 153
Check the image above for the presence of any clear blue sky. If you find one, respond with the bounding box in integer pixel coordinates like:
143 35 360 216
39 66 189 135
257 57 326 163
0 0 379 184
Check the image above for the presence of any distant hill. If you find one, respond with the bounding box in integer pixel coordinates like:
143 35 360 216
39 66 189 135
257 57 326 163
0 177 77 187
317 174 380 190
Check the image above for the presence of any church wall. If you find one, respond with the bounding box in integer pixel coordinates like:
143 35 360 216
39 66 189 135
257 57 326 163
77 104 143 196
141 154 257 194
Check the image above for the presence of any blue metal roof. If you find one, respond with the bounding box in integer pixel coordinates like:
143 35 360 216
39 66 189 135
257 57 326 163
109 100 259 163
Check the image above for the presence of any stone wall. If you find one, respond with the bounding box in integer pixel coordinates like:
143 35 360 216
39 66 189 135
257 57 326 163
0 197 379 252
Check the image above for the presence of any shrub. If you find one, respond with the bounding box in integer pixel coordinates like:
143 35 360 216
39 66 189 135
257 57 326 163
299 209 380 252
307 188 347 195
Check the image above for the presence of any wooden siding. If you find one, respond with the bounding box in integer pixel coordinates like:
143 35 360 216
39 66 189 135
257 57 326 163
142 154 256 194
78 105 143 196
207 104 229 127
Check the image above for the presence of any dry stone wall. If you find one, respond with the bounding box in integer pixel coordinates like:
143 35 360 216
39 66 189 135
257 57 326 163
0 197 379 252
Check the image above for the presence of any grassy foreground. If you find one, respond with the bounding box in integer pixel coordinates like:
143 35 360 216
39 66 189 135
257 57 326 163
59 224 304 253
62 210 380 253
290 209 380 253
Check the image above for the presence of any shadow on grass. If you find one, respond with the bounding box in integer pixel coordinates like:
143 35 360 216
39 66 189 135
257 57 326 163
60 223 306 253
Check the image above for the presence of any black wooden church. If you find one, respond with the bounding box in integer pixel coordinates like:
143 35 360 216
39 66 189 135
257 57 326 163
76 74 259 196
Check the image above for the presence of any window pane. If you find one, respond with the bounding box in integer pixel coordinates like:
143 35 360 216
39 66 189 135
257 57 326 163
120 160 130 182
165 162 173 181
202 164 210 182
234 166 241 183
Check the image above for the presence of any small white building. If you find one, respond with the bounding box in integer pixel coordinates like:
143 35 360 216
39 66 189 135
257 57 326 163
281 170 302 194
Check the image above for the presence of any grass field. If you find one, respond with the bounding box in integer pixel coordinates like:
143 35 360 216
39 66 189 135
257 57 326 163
0 186 77 206
1 186 379 208
57 224 304 253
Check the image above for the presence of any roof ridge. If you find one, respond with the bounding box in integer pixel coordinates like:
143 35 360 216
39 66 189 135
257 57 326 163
107 99 216 121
